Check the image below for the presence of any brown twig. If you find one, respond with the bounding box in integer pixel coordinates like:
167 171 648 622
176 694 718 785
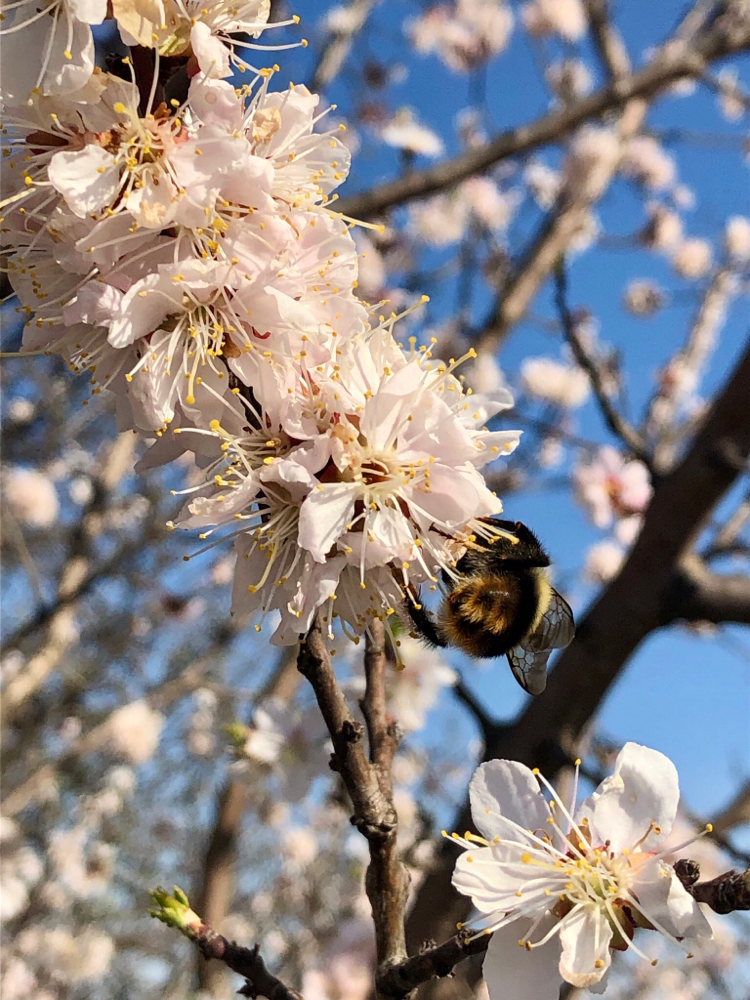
150 887 303 1000
553 262 654 470
375 929 490 999
298 618 410 977
335 19 750 221
199 935 303 1000
674 862 750 914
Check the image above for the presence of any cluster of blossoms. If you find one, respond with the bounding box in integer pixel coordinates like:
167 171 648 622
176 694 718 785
2 9 520 651
450 743 712 1000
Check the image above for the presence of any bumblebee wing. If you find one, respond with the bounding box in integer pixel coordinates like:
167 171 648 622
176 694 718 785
506 591 575 695
529 589 575 651
507 645 550 696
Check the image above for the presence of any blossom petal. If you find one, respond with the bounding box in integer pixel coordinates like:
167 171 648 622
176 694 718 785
578 742 680 853
482 919 561 1000
48 147 120 218
631 863 712 940
558 907 612 987
107 274 181 348
298 483 358 562
469 760 549 842
191 21 232 79
452 845 535 914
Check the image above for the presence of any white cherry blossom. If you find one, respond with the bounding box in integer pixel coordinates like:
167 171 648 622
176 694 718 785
451 744 712 1000
0 0 104 100
574 447 652 529
112 0 275 77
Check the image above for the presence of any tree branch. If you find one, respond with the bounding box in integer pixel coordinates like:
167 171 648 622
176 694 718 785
195 652 301 995
150 887 303 1000
674 861 750 914
335 19 750 220
666 553 750 625
376 929 490 999
554 262 653 468
298 618 410 977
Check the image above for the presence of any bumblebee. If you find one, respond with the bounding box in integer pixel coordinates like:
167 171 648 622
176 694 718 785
404 519 575 695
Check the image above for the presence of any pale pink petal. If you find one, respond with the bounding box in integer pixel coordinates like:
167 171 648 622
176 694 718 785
68 0 107 22
631 865 712 940
191 21 232 79
452 845 533 913
298 484 358 562
107 276 181 348
48 147 120 218
578 742 680 853
187 78 245 129
63 281 122 327
558 907 612 987
126 174 178 229
483 919 562 1000
469 759 549 842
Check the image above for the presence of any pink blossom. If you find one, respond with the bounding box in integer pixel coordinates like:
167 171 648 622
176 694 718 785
574 446 652 528
673 238 713 279
2 466 59 528
645 205 684 253
521 357 590 409
563 127 620 199
584 540 625 583
451 745 711 1000
622 280 665 316
410 1 513 73
106 700 163 764
379 109 445 157
724 216 750 261
521 0 587 41
622 136 677 190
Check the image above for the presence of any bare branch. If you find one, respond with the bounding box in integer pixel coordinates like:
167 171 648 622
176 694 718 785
701 487 750 559
376 929 490 999
335 20 750 220
644 264 742 468
554 263 653 468
150 887 303 1000
195 652 301 995
584 0 631 81
452 678 500 745
675 863 750 914
666 553 750 625
710 778 750 839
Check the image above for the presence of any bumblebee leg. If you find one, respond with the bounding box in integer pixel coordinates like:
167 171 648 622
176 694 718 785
402 593 446 648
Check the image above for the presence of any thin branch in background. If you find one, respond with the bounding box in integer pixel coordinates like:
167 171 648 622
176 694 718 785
451 677 500 746
702 489 750 560
642 263 743 469
335 19 750 221
554 262 654 470
306 0 377 93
